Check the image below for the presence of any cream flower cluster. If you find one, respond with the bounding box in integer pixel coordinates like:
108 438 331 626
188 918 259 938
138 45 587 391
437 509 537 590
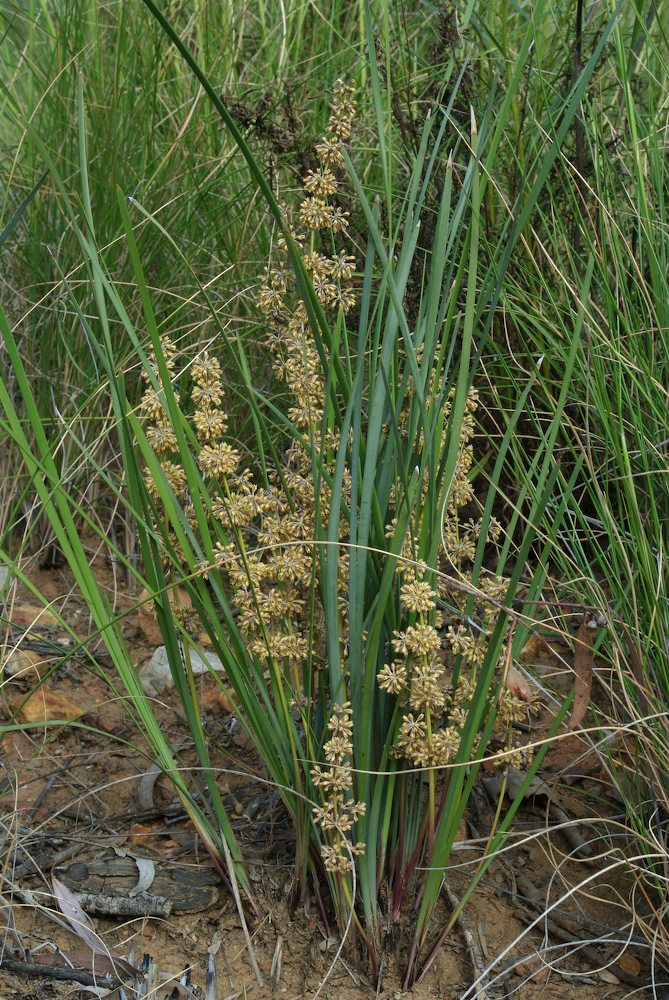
379 388 531 771
311 703 366 874
141 81 364 877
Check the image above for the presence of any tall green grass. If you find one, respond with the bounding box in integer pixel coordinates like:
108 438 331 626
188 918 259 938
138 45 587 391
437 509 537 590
2 0 668 985
0 0 409 555
486 0 669 967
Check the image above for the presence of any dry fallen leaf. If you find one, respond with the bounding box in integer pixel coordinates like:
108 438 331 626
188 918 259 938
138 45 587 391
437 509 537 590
9 603 58 628
17 687 87 722
505 664 536 701
33 948 133 978
567 617 594 729
620 621 650 713
618 953 641 976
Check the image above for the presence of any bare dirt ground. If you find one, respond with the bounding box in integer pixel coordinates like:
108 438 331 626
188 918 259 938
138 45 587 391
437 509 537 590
0 548 657 999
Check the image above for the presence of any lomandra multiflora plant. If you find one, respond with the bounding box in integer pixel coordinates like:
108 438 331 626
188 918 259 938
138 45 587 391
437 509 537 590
133 77 554 986
0 0 617 987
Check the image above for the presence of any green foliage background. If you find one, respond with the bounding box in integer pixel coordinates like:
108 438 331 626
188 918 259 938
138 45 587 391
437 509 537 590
1 0 668 985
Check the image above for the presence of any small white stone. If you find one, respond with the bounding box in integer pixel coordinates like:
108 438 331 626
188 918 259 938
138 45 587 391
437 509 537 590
139 644 225 696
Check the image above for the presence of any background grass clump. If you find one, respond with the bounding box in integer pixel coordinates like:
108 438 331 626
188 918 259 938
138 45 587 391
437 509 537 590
2 0 669 987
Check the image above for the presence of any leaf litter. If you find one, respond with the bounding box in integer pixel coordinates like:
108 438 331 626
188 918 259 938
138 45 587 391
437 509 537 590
0 558 657 998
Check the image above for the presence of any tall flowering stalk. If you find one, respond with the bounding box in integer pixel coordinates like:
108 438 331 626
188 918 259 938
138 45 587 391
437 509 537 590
139 82 371 924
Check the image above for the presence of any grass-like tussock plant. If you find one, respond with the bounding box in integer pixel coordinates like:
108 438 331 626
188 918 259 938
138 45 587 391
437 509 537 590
119 55 579 981
3 0 668 990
